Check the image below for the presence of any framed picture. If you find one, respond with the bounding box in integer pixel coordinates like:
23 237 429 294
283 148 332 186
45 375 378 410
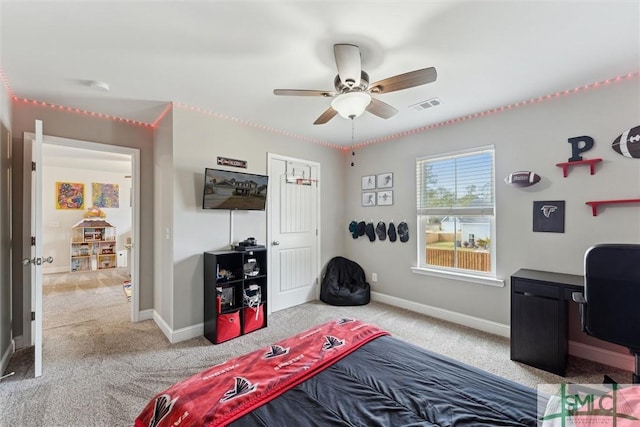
533 200 565 233
362 192 376 207
362 175 376 190
376 172 393 189
92 183 120 208
56 182 84 210
377 190 393 206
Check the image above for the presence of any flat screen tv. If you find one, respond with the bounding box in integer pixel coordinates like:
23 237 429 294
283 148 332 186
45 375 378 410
202 168 269 210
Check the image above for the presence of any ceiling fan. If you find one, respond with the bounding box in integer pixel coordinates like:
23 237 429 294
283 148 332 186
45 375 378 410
273 43 437 125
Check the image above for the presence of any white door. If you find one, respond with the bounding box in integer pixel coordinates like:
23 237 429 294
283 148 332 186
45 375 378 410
23 120 47 377
267 154 320 312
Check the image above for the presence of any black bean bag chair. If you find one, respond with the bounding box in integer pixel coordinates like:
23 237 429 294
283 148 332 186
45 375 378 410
320 256 370 306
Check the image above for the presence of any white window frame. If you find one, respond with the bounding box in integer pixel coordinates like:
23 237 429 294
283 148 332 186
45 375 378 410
412 145 503 287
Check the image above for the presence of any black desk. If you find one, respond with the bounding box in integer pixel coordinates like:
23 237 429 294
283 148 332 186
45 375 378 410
510 268 584 376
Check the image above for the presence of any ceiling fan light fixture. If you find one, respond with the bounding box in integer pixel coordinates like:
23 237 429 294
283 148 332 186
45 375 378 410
331 92 371 119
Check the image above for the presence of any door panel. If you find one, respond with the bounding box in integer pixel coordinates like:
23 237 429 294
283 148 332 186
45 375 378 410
268 155 319 312
23 120 44 377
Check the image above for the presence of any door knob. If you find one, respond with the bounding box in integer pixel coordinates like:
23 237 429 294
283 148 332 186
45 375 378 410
22 256 54 266
272 241 280 246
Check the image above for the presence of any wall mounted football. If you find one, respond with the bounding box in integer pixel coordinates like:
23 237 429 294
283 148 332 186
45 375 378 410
612 125 640 158
504 171 541 187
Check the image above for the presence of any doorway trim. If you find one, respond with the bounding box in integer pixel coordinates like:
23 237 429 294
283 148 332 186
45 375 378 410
24 132 141 322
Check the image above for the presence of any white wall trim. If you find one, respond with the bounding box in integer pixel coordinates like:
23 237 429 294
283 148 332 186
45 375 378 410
152 310 203 344
371 291 510 338
43 267 68 275
138 309 154 321
12 335 24 350
372 291 634 372
171 322 204 343
568 340 634 372
152 310 172 341
1 342 12 376
26 132 141 323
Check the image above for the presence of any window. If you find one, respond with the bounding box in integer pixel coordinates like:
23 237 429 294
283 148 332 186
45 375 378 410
416 146 495 276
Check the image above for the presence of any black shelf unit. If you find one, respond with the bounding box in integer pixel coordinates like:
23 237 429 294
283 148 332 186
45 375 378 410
204 249 268 344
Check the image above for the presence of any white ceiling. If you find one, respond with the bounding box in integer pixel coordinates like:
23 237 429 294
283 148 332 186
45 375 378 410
1 1 639 147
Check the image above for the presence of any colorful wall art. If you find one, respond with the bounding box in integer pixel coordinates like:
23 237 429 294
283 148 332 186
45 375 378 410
56 182 85 210
92 183 119 208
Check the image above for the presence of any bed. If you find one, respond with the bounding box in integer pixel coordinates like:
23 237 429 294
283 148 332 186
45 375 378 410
135 318 541 426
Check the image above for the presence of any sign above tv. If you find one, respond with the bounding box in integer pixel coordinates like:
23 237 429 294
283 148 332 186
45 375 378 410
203 168 268 211
217 156 247 169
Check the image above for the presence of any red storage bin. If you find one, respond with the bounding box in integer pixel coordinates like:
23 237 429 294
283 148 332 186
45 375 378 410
243 304 265 334
216 311 241 343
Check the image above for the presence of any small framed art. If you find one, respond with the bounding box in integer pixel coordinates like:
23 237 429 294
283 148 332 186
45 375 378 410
377 190 393 206
362 192 376 207
533 200 565 233
362 175 376 190
376 172 393 189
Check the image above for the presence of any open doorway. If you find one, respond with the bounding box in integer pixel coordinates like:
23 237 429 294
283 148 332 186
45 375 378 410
34 135 140 377
42 142 133 323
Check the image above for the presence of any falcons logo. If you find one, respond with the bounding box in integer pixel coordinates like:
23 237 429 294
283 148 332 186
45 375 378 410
263 344 289 359
336 317 355 325
150 394 178 427
220 377 258 402
541 205 558 218
322 335 345 351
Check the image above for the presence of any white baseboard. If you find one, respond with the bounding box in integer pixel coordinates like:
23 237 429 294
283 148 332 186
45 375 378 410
371 291 634 372
370 291 510 338
151 310 203 344
171 322 203 343
138 309 154 321
12 335 24 350
43 266 69 274
569 340 634 372
1 342 12 376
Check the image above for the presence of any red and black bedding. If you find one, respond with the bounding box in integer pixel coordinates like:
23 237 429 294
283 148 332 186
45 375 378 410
136 318 540 426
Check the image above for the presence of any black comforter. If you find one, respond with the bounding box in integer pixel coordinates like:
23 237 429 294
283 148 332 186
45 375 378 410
232 335 540 426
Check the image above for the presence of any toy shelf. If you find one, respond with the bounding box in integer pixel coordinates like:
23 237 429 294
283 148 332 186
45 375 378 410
556 158 602 177
585 198 640 216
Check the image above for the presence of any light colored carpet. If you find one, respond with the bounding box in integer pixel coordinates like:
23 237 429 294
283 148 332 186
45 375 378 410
0 269 631 426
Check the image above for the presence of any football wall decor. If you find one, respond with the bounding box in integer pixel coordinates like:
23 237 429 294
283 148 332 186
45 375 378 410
504 171 541 187
611 125 640 158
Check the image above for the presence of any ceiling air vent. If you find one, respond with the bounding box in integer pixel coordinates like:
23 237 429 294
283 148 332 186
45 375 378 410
411 97 443 111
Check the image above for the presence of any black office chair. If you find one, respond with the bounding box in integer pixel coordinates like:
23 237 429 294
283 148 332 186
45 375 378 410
572 244 640 384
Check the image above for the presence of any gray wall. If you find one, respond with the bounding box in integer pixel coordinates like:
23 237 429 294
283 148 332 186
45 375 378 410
0 51 12 372
153 107 174 326
162 107 345 331
10 102 155 343
344 77 640 354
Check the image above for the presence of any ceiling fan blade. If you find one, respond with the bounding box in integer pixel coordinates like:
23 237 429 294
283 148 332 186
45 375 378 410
334 44 361 88
274 89 335 97
313 107 338 125
366 97 399 119
369 67 437 94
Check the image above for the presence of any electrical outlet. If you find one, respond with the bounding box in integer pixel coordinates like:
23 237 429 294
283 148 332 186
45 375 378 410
372 273 378 282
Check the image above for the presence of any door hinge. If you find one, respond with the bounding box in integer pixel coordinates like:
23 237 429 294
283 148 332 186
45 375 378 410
31 161 36 171
31 311 35 321
31 236 36 246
